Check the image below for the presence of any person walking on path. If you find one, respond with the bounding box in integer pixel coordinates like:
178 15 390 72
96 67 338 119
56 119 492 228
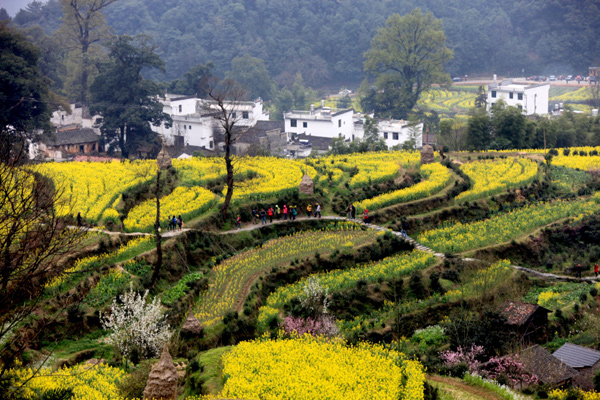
315 203 322 218
363 208 369 224
268 206 274 223
351 204 356 219
576 263 582 279
252 208 258 224
292 206 297 221
260 209 267 225
307 204 312 218
77 212 83 227
595 263 599 278
283 205 288 220
275 204 281 220
347 204 353 219
177 215 183 230
236 215 242 230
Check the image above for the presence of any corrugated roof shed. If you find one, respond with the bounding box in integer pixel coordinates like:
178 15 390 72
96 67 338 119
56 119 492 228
553 343 600 368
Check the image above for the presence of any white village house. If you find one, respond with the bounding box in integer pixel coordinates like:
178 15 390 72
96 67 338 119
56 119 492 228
487 80 550 115
284 105 424 156
152 95 270 150
284 103 355 141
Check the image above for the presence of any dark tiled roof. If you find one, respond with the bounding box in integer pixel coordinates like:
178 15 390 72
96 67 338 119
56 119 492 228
501 301 548 326
295 133 333 151
553 343 600 368
520 345 579 385
237 121 284 145
49 128 98 146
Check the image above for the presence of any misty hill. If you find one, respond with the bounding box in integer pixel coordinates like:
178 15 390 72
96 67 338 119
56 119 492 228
12 0 600 87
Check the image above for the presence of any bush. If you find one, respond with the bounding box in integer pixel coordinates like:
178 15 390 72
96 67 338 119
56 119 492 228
116 361 153 399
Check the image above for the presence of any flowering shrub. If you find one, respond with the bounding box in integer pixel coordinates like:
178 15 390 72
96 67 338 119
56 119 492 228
411 325 446 349
440 344 485 373
101 283 172 362
482 354 539 388
281 315 339 337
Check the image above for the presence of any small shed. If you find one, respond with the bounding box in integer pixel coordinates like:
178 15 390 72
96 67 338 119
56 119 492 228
43 127 99 159
553 342 600 390
501 301 549 344
519 345 579 386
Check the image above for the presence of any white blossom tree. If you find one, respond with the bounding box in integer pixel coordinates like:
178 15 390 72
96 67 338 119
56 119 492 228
101 283 171 362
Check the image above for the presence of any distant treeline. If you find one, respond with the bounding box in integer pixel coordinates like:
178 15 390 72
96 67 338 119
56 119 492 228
10 0 600 89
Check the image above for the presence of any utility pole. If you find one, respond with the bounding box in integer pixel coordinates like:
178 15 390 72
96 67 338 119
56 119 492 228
151 143 172 288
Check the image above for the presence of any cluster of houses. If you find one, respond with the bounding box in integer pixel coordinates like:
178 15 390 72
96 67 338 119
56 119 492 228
501 300 600 390
34 77 559 161
33 94 427 161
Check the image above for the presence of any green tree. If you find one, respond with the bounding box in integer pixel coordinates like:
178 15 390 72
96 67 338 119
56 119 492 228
227 54 273 101
0 22 53 163
57 0 119 104
90 34 171 158
466 107 492 150
491 101 528 149
364 9 453 119
167 62 213 96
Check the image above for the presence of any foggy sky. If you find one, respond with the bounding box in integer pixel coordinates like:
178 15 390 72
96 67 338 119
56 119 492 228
0 0 45 17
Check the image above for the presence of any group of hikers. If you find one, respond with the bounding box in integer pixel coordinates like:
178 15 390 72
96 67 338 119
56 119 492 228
235 203 324 229
165 215 184 231
573 262 600 279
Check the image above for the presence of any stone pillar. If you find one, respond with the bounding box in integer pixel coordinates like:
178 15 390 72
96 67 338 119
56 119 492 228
299 174 314 195
143 344 178 400
420 145 435 164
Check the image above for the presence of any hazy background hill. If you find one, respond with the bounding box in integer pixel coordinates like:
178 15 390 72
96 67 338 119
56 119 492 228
10 0 600 89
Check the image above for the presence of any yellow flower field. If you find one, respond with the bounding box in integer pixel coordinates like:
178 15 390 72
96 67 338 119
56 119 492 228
319 151 421 188
457 157 539 201
36 160 156 221
258 250 437 331
220 335 425 400
356 163 452 212
9 364 124 400
417 199 600 254
195 224 374 327
123 186 217 232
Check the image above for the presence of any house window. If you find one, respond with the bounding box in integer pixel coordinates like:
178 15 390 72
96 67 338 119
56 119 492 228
232 112 236 119
338 120 341 127
518 93 523 100
517 104 523 110
509 92 514 99
303 122 308 128
189 125 192 130
291 119 297 127
491 91 497 98
178 105 182 113
242 111 249 119
92 144 96 151
384 132 388 139
79 145 84 152
183 124 186 130
209 141 213 149
393 132 399 140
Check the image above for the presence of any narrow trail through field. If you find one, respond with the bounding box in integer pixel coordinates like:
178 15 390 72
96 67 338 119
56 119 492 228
428 375 504 400
80 213 599 284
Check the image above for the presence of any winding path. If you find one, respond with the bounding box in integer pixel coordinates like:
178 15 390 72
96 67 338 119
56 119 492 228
79 215 598 284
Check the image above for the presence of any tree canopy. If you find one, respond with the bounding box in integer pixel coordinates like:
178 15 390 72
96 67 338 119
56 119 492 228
90 34 171 158
363 9 453 119
0 22 52 162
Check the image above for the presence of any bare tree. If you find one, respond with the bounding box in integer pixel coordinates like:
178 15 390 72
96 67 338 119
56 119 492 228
205 78 249 221
57 0 119 104
0 156 86 380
